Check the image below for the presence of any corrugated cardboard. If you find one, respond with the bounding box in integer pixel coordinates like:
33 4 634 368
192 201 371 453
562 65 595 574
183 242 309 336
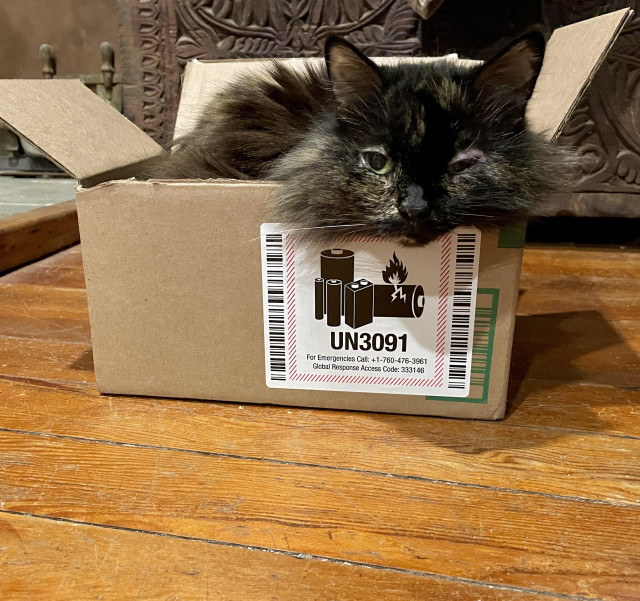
0 79 161 183
0 9 632 419
526 9 632 140
76 180 521 418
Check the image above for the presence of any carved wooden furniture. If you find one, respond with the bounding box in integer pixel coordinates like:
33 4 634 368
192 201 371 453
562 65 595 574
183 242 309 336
548 3 640 217
117 0 422 147
117 0 640 216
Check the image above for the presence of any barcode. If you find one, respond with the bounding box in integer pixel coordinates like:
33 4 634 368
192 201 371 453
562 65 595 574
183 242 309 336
265 233 286 381
448 232 478 389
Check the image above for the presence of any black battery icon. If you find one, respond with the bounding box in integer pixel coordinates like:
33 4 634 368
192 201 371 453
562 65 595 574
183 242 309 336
373 284 425 318
325 279 343 327
320 248 354 315
345 279 374 328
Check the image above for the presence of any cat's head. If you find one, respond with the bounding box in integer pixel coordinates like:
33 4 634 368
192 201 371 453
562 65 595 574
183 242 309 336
272 35 574 245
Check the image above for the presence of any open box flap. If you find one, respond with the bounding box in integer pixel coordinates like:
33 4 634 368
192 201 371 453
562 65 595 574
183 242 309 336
0 79 162 184
175 8 632 144
527 8 633 140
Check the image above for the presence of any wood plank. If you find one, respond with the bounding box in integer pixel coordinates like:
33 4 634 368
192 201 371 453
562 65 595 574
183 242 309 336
0 244 84 288
513 312 640 349
0 512 571 601
0 303 636 386
7 342 640 439
510 341 640 388
517 282 640 318
519 274 640 297
1 431 639 599
2 330 638 395
0 378 639 506
522 247 640 279
507 380 640 432
3 327 637 432
512 276 640 389
0 337 640 437
0 338 94 382
0 200 79 274
517 290 640 322
0 283 89 343
32 243 82 265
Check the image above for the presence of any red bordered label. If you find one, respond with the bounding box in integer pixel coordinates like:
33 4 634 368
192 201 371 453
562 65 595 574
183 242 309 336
260 224 480 397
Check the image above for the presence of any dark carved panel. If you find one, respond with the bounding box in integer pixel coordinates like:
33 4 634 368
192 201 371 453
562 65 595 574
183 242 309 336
118 0 421 146
118 0 181 146
175 0 421 61
548 1 640 216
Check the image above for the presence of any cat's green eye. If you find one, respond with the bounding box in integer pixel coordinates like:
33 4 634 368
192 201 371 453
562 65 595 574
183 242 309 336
361 151 394 175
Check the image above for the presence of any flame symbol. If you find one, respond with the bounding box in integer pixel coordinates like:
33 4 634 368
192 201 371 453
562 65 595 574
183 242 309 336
382 252 408 303
382 252 408 284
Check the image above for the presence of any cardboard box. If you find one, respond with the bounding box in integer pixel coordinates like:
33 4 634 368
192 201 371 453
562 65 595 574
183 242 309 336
0 9 631 419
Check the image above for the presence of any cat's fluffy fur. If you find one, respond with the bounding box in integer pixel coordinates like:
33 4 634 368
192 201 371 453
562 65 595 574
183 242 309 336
143 35 575 245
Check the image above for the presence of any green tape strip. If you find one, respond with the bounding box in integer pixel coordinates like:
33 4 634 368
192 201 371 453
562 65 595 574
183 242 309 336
427 288 499 404
498 222 527 248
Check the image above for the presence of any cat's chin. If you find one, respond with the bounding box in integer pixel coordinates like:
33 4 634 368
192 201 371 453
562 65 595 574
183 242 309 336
398 235 442 248
394 222 450 247
389 229 444 247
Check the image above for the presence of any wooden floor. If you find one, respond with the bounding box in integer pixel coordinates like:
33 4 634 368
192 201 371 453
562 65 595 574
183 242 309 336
1 244 639 600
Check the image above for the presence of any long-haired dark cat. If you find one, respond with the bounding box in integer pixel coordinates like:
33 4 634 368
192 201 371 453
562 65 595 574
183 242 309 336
143 35 573 245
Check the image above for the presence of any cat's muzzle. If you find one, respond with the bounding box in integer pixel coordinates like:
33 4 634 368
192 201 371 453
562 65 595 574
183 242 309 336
399 184 430 220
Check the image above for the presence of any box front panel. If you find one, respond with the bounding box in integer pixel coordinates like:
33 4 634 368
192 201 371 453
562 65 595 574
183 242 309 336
77 180 521 419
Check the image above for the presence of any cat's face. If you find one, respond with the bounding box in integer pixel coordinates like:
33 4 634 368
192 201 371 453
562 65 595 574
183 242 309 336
274 35 567 246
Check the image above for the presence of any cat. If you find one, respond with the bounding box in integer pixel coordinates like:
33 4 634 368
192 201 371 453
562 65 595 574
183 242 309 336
142 35 575 246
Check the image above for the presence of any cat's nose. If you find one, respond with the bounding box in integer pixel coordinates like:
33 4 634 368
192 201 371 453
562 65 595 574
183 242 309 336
400 184 429 219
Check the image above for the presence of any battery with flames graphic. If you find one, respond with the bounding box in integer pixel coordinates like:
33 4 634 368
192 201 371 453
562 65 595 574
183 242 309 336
314 248 424 327
373 252 425 318
373 284 425 318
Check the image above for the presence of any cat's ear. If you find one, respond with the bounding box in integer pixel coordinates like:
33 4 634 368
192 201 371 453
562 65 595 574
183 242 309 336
325 36 382 116
474 32 546 105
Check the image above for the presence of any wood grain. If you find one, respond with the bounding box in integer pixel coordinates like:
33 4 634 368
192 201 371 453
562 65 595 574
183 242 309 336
0 338 94 382
0 200 79 273
1 378 639 507
522 247 640 279
507 380 640 434
1 243 639 600
0 283 89 343
0 245 85 288
1 431 639 600
1 290 637 383
0 512 576 601
2 337 639 438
